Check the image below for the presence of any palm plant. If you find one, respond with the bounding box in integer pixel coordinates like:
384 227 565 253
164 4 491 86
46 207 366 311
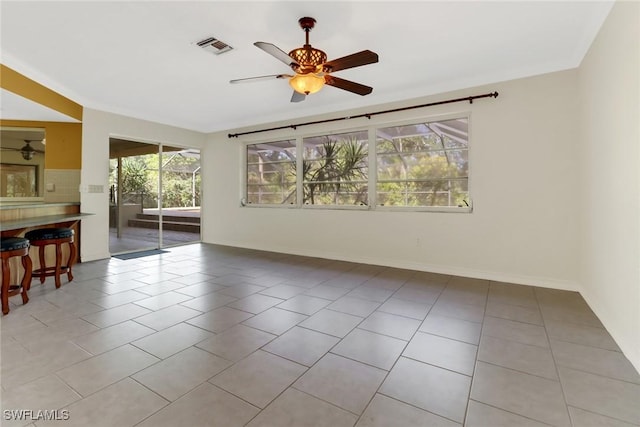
301 137 368 205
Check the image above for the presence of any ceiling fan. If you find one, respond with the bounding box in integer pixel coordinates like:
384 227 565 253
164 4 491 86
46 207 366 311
0 140 44 160
230 17 379 102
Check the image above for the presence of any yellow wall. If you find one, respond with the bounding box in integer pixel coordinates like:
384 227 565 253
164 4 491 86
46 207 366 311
0 64 83 169
0 119 82 169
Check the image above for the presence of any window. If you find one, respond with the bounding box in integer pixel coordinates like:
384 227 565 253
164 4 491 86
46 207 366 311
376 118 469 207
302 130 368 206
246 140 296 205
243 115 470 211
0 163 38 197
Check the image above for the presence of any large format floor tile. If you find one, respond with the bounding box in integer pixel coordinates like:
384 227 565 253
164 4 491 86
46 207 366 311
242 307 308 335
481 316 549 348
326 296 381 317
485 300 543 325
0 375 81 427
567 406 637 427
132 346 232 401
72 320 155 355
403 331 477 376
1 243 637 427
471 361 571 426
276 294 331 315
132 304 202 331
356 394 460 427
465 400 549 427
80 303 151 328
226 293 285 314
246 388 357 427
210 350 306 408
558 366 640 425
477 335 557 379
380 356 471 423
55 344 159 397
357 311 421 340
551 339 640 383
376 297 432 320
299 308 363 338
294 353 387 415
263 326 340 366
37 378 167 427
186 305 254 333
196 324 276 361
419 313 482 344
131 322 213 359
331 328 406 370
136 382 259 427
429 299 485 323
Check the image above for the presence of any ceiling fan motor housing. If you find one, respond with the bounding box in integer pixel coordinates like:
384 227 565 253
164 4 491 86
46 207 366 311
289 46 327 74
288 16 327 74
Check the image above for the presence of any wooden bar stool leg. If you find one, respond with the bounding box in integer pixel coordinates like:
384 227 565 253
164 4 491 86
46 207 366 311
67 240 76 282
21 254 32 304
54 242 62 289
1 257 10 315
38 245 46 284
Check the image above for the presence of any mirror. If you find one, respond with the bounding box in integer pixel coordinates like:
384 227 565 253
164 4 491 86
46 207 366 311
0 127 45 200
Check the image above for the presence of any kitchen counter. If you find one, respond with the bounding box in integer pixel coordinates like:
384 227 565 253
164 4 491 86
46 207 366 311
0 202 79 210
0 202 90 264
0 212 92 232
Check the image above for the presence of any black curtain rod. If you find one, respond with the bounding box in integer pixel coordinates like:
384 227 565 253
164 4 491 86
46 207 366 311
228 91 498 139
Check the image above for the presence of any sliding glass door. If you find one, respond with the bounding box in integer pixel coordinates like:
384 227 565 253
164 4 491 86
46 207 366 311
109 139 201 255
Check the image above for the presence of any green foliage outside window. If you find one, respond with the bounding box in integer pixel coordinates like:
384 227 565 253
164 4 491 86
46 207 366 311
244 117 469 210
302 136 368 205
109 151 201 208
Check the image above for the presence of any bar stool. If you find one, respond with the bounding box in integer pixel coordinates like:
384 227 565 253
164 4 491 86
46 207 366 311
1 237 32 315
25 227 76 289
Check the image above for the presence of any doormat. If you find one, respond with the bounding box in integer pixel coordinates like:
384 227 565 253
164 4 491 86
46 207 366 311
112 249 168 260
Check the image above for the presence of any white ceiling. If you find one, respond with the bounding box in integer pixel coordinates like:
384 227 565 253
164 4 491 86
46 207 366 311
0 1 613 133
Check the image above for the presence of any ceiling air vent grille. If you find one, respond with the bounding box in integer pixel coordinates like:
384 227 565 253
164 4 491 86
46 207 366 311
196 37 233 55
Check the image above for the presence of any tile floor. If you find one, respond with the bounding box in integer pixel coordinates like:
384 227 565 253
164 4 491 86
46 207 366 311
1 243 639 427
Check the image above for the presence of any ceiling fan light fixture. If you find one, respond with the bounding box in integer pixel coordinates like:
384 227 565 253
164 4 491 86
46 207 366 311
20 141 35 160
289 73 325 95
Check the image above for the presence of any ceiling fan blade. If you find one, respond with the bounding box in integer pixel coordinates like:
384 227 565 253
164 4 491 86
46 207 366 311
254 42 299 67
324 75 373 96
230 74 292 84
322 50 378 73
290 91 306 103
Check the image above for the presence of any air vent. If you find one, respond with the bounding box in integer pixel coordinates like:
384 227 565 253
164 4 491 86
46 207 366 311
195 36 233 55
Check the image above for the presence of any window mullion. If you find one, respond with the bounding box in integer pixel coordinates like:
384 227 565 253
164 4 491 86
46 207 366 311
368 127 377 209
296 136 303 208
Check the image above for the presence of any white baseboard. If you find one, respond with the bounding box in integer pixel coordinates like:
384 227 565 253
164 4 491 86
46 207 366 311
206 239 579 291
579 287 640 375
81 251 112 262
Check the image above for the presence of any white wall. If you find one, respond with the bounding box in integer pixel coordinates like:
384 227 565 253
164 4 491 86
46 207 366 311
80 108 206 261
202 69 580 290
578 1 640 372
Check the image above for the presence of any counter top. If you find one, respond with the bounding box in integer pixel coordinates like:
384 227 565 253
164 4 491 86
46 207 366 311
0 212 93 232
0 202 80 210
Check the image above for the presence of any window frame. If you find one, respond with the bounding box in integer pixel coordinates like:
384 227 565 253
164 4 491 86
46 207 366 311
241 112 472 213
243 139 298 208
